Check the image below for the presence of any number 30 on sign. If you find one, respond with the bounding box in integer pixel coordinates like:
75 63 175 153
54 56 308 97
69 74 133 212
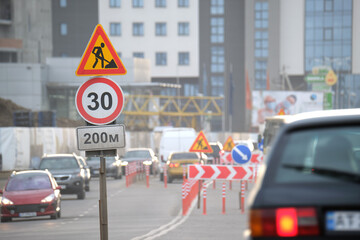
75 77 124 125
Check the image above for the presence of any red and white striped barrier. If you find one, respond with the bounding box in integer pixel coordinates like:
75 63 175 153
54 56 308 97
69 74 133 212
203 183 207 215
188 165 254 180
222 181 226 214
183 165 186 182
145 164 150 188
163 165 167 188
182 179 199 216
220 151 233 165
241 180 245 214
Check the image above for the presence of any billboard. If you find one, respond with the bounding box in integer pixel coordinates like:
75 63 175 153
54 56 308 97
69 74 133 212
252 91 324 127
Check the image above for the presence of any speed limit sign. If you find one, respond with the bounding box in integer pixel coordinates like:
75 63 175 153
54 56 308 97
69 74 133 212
75 77 124 125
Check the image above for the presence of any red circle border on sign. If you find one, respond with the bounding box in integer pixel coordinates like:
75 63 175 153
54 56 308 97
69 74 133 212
76 77 124 125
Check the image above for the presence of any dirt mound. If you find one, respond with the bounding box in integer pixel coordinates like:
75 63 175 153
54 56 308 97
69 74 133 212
0 98 28 126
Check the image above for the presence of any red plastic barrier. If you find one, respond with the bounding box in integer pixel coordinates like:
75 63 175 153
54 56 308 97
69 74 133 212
182 179 200 216
145 164 150 188
203 184 207 215
222 181 226 214
164 165 167 188
241 180 245 214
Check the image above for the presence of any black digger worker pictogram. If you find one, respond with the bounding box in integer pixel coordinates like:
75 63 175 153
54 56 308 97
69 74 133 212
92 42 118 69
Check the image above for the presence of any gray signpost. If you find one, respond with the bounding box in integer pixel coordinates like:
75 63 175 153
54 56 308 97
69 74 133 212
75 77 125 240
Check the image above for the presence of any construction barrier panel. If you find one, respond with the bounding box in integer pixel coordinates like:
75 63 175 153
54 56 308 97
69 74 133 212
182 179 200 216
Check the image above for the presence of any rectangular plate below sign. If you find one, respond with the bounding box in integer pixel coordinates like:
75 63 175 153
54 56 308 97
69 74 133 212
77 124 126 151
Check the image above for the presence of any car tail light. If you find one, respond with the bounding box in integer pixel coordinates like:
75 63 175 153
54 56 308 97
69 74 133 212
250 207 319 237
169 163 180 168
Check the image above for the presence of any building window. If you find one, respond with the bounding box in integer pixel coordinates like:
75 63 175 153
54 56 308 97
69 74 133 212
178 52 189 65
60 0 67 8
324 0 333 12
178 0 189 8
155 22 167 36
304 0 352 72
156 52 167 66
178 22 189 36
254 1 269 90
133 52 144 58
60 23 67 35
133 23 144 36
211 46 224 73
110 23 121 36
156 0 166 8
184 83 198 96
211 0 224 15
211 17 224 43
211 76 224 96
110 0 121 8
133 0 143 8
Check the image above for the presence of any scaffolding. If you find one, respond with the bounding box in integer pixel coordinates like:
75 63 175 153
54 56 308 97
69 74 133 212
123 95 224 130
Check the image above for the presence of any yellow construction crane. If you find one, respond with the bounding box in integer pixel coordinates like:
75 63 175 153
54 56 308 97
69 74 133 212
122 95 223 130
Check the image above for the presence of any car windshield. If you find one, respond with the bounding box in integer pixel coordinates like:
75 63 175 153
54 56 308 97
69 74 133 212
171 153 199 160
39 157 79 170
6 173 51 191
124 150 151 158
274 126 360 184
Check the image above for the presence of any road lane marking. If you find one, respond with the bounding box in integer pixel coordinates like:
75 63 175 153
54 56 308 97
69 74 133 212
131 182 209 240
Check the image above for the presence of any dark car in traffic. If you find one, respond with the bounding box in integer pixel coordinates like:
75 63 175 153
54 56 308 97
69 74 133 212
38 153 86 199
247 109 360 239
86 155 122 179
0 170 61 222
121 148 159 175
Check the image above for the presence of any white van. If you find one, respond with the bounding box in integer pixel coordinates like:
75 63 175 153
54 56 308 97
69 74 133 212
158 127 197 181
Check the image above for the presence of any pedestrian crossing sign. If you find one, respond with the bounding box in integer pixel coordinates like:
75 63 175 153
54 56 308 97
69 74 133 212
76 24 127 76
223 136 235 152
189 131 213 153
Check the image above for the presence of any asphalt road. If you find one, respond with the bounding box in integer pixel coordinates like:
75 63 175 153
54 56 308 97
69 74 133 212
0 175 251 240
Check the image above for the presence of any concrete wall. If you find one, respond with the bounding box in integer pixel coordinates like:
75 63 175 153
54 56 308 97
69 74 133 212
0 63 46 110
0 0 52 64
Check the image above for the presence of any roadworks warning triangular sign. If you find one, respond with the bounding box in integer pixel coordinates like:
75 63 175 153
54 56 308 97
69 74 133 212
189 131 213 153
76 24 127 76
223 136 235 152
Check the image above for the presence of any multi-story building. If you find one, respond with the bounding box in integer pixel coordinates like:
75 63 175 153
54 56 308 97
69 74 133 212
2 0 360 132
99 0 199 97
0 0 52 63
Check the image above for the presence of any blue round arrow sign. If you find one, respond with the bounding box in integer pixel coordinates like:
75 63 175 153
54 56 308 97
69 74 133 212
231 144 252 164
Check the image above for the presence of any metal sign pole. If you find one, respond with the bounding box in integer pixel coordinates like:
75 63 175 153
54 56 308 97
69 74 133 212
99 151 108 240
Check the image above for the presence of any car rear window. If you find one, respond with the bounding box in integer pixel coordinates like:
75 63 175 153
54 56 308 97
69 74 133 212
274 126 360 184
39 157 79 170
171 152 198 160
6 173 51 191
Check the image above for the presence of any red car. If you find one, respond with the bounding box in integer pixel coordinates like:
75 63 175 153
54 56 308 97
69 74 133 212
0 170 61 222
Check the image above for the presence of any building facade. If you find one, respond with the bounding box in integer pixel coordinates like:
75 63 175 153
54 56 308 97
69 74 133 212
0 0 52 64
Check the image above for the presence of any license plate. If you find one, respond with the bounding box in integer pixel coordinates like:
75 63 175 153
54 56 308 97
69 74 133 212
326 211 360 231
19 212 37 217
59 185 66 189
